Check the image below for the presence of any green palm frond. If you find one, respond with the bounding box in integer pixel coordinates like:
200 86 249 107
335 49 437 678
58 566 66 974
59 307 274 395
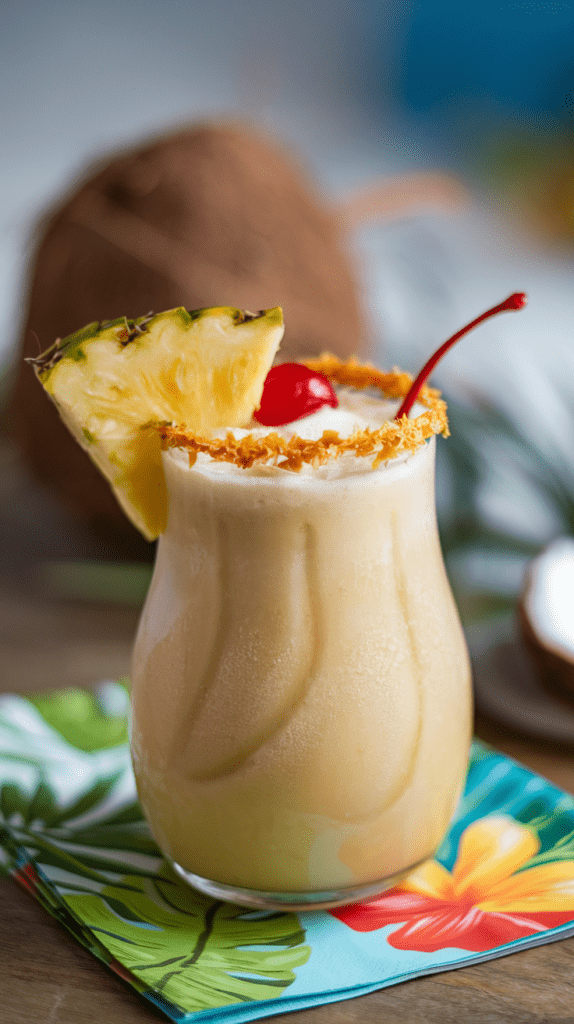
436 392 574 622
440 398 547 557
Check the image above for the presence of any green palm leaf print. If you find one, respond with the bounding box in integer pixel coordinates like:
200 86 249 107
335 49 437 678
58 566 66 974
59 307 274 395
64 866 311 1013
2 761 311 1015
27 686 129 751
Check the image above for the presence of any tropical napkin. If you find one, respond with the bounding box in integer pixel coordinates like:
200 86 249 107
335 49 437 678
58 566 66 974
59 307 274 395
2 682 574 1023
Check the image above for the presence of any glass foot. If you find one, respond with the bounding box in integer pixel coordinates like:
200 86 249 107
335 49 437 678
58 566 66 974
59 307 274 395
170 859 423 911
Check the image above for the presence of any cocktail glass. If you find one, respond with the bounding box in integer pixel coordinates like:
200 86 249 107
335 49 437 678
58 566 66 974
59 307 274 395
130 391 472 911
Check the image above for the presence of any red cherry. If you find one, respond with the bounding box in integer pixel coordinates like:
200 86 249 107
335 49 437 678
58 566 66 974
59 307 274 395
254 363 338 427
395 292 527 420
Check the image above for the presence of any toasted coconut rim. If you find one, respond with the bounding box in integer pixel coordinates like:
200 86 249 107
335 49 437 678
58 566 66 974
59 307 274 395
159 354 449 472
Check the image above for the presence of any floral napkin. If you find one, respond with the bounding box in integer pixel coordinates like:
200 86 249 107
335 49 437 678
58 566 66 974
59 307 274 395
2 681 574 1023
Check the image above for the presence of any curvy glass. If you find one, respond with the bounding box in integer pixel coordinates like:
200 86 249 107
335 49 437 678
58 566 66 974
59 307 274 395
131 436 472 909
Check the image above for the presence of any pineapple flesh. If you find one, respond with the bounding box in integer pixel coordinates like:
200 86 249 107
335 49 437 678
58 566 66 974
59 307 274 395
32 306 284 540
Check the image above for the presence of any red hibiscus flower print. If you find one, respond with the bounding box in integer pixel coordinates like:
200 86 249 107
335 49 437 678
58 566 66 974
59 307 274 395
331 817 574 952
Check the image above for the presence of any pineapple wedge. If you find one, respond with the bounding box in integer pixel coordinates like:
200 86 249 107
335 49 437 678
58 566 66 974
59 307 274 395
32 306 284 540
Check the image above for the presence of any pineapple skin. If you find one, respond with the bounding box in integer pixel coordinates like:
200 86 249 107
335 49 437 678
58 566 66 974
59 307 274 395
31 306 284 540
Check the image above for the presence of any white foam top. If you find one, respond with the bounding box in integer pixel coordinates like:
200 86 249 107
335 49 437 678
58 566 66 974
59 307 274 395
213 388 400 442
165 389 426 482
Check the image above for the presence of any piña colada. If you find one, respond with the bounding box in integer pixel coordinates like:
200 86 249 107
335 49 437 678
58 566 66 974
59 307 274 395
32 302 474 910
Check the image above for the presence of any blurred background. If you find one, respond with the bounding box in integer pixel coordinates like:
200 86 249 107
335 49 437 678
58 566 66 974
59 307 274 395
3 0 574 744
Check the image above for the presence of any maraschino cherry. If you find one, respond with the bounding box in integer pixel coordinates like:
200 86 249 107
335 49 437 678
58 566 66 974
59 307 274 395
395 292 527 420
254 363 338 427
255 294 527 428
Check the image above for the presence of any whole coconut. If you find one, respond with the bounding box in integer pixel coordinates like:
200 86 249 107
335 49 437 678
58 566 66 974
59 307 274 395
9 122 365 558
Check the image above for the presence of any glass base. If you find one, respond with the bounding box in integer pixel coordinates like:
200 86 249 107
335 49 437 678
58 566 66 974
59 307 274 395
171 857 427 911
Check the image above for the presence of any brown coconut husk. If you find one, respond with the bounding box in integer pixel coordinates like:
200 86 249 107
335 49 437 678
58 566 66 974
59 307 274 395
8 122 365 558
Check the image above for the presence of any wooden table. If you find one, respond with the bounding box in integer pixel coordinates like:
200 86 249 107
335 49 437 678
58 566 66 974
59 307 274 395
2 440 574 1023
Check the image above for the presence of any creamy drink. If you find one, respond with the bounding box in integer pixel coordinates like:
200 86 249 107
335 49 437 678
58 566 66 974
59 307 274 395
34 297 524 909
130 384 472 907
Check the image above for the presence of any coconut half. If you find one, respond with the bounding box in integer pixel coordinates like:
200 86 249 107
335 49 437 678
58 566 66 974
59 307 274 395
519 536 574 697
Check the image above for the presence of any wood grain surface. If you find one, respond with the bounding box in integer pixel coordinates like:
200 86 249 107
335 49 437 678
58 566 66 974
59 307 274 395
2 439 574 1024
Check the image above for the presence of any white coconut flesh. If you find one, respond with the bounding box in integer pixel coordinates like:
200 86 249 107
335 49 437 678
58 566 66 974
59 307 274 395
522 537 574 665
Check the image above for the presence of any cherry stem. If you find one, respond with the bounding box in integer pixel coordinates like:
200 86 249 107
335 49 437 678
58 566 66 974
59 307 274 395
395 292 528 421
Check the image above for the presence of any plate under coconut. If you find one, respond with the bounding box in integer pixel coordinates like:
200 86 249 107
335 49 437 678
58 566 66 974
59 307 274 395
470 611 574 748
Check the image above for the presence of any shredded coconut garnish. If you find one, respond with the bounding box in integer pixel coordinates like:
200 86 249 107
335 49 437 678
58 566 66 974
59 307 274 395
159 354 449 472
